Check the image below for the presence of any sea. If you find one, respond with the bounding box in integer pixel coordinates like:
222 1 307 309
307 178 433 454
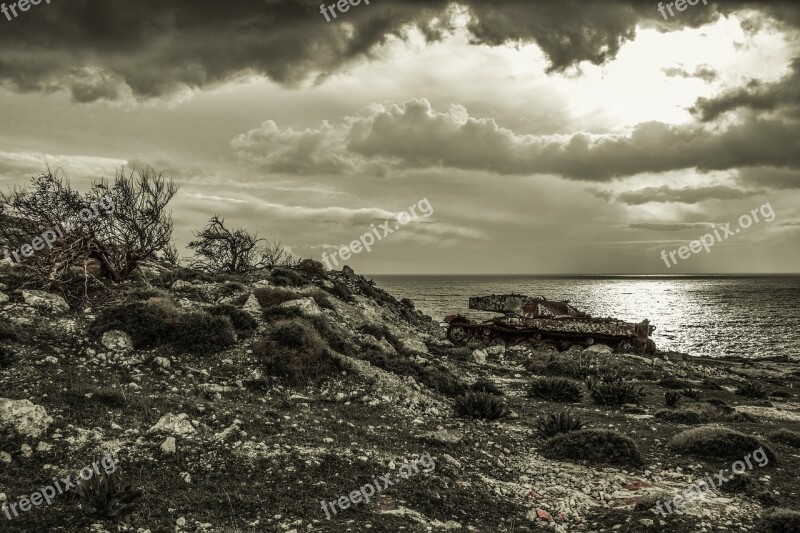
370 275 800 359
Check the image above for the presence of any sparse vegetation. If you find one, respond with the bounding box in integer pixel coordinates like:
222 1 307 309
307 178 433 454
669 426 776 463
541 429 644 467
0 346 17 368
471 378 503 395
528 377 583 403
270 267 311 288
253 287 301 308
682 388 701 399
769 429 800 448
208 304 258 334
658 376 693 389
665 391 681 407
453 392 508 420
173 312 237 355
535 410 584 438
589 377 645 406
0 322 20 342
737 382 768 399
91 302 177 349
76 466 142 519
253 319 341 385
757 509 800 532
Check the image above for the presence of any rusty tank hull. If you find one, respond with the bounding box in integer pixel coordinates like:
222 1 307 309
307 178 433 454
444 294 656 354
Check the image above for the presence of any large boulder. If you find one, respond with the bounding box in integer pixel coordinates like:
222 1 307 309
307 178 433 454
147 413 196 436
0 398 53 439
21 290 69 313
279 297 322 317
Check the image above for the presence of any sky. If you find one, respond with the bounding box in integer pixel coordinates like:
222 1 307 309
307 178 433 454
1 0 799 274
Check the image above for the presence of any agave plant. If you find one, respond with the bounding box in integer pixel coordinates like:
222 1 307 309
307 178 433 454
77 465 143 519
453 392 508 420
535 410 584 438
528 377 583 403
589 377 646 406
736 382 767 399
665 390 682 407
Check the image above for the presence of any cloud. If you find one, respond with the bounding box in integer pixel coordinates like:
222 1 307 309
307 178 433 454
691 57 800 121
737 167 800 189
627 222 717 231
662 64 719 83
237 98 800 181
1 0 796 102
614 184 755 205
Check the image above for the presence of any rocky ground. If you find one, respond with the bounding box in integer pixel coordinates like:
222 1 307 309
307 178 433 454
1 263 799 532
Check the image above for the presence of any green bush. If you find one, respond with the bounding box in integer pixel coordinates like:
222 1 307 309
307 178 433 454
535 410 583 438
269 268 310 287
736 382 768 399
296 259 326 277
453 392 508 420
665 391 681 407
253 319 340 385
253 287 301 308
769 429 800 448
528 377 583 403
541 429 644 467
91 302 177 349
757 509 800 532
669 426 776 463
590 378 645 406
173 312 236 355
0 322 20 342
0 346 17 368
208 304 258 333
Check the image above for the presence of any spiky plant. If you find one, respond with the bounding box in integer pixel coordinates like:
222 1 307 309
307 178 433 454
76 465 143 519
665 390 682 407
589 378 646 406
528 377 583 403
453 392 508 420
736 382 768 399
535 410 584 438
682 388 701 399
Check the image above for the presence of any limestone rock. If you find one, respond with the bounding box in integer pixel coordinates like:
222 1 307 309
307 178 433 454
279 297 322 317
242 294 261 313
0 292 9 304
471 349 488 365
147 413 196 436
101 330 133 352
583 344 613 355
21 290 69 313
161 437 177 454
0 398 53 439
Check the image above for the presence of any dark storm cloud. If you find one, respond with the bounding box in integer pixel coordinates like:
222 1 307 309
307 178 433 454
692 58 800 121
236 99 800 181
615 185 755 205
737 167 800 190
1 0 798 102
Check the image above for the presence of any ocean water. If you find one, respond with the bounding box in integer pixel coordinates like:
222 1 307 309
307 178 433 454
370 275 800 359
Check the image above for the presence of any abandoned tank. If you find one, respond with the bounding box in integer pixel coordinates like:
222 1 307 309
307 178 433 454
444 294 657 354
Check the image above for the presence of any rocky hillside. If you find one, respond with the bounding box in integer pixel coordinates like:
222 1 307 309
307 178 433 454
1 263 799 532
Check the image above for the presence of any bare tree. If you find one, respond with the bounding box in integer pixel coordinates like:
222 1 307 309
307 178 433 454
187 217 294 273
0 167 179 285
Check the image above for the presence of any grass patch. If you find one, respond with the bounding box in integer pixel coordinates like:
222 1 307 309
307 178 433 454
589 377 645 406
208 304 258 334
669 426 776 463
535 410 584 438
757 509 800 532
541 429 644 467
769 429 800 448
252 319 341 385
253 287 301 308
173 312 237 355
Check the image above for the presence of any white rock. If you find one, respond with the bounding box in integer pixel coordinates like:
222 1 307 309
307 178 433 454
0 398 53 438
278 297 322 317
242 294 262 313
471 349 488 365
147 413 196 436
154 357 171 369
171 280 194 290
0 451 11 465
0 292 9 304
35 441 53 453
21 290 69 313
20 443 32 458
101 330 133 352
486 345 505 356
583 344 613 355
161 437 177 454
